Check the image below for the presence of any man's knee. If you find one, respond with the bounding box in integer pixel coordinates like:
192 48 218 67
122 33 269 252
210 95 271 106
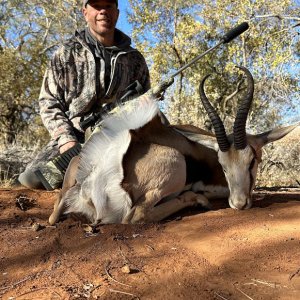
18 164 64 190
17 139 62 190
18 169 45 190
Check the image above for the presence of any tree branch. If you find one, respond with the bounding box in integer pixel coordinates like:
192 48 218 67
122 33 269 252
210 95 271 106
222 79 245 113
38 42 59 55
250 14 300 22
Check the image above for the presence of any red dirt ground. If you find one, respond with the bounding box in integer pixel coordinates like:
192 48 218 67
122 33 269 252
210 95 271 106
0 188 299 300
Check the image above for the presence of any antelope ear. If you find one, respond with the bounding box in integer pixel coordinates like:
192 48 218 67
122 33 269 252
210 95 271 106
175 129 219 152
253 122 299 148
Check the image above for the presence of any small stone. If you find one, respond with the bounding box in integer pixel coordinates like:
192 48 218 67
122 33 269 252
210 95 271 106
121 265 132 274
82 224 94 233
132 233 142 238
32 223 43 232
32 224 39 231
82 225 100 237
83 283 93 291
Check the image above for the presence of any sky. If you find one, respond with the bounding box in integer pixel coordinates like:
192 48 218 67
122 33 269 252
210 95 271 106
116 0 133 36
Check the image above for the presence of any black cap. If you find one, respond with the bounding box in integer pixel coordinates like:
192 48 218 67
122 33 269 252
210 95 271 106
83 0 118 8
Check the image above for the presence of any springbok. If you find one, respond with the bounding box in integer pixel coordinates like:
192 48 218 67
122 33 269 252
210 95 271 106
49 66 299 225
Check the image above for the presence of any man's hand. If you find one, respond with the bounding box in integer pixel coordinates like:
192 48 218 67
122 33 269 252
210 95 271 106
59 141 78 154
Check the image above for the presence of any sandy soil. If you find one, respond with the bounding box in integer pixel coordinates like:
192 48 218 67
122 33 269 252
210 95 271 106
0 188 299 300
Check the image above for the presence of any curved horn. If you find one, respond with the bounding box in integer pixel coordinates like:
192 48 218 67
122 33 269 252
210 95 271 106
233 66 254 150
199 75 230 152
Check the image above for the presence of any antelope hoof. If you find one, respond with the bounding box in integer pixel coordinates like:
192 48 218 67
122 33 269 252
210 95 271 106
48 195 65 225
49 212 59 226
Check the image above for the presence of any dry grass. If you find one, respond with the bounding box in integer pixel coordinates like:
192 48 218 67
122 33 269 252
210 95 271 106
257 127 300 187
0 127 299 188
0 140 41 187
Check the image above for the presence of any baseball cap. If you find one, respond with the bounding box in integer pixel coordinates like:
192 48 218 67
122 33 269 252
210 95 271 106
83 0 118 7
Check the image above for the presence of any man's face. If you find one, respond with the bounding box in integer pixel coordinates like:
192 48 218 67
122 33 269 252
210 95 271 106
83 0 119 37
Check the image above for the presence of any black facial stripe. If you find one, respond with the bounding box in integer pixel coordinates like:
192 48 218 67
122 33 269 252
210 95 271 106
249 168 254 194
249 157 256 170
248 146 257 194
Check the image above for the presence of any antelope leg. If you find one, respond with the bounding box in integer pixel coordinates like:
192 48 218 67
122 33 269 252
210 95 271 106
129 191 210 223
49 156 80 225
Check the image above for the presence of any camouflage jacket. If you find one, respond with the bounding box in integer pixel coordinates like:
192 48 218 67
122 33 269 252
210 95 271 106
39 29 150 147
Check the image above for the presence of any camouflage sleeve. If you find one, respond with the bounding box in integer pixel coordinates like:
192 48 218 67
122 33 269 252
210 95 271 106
39 48 78 148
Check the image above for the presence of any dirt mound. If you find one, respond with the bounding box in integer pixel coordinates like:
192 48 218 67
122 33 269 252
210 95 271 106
0 188 300 299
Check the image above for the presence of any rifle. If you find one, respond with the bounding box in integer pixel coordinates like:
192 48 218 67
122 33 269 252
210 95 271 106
79 80 144 131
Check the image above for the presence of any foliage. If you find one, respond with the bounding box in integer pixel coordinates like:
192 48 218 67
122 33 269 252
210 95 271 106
128 0 300 131
0 0 85 145
0 136 41 186
256 127 300 187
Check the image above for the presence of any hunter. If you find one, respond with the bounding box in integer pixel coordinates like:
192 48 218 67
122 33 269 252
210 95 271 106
18 0 150 190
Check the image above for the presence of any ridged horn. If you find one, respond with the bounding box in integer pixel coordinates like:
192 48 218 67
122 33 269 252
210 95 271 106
233 66 254 150
199 74 230 152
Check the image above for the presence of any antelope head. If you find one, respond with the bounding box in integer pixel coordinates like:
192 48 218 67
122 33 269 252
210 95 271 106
181 66 298 210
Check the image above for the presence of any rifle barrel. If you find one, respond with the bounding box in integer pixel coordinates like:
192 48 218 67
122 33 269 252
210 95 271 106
171 41 223 78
